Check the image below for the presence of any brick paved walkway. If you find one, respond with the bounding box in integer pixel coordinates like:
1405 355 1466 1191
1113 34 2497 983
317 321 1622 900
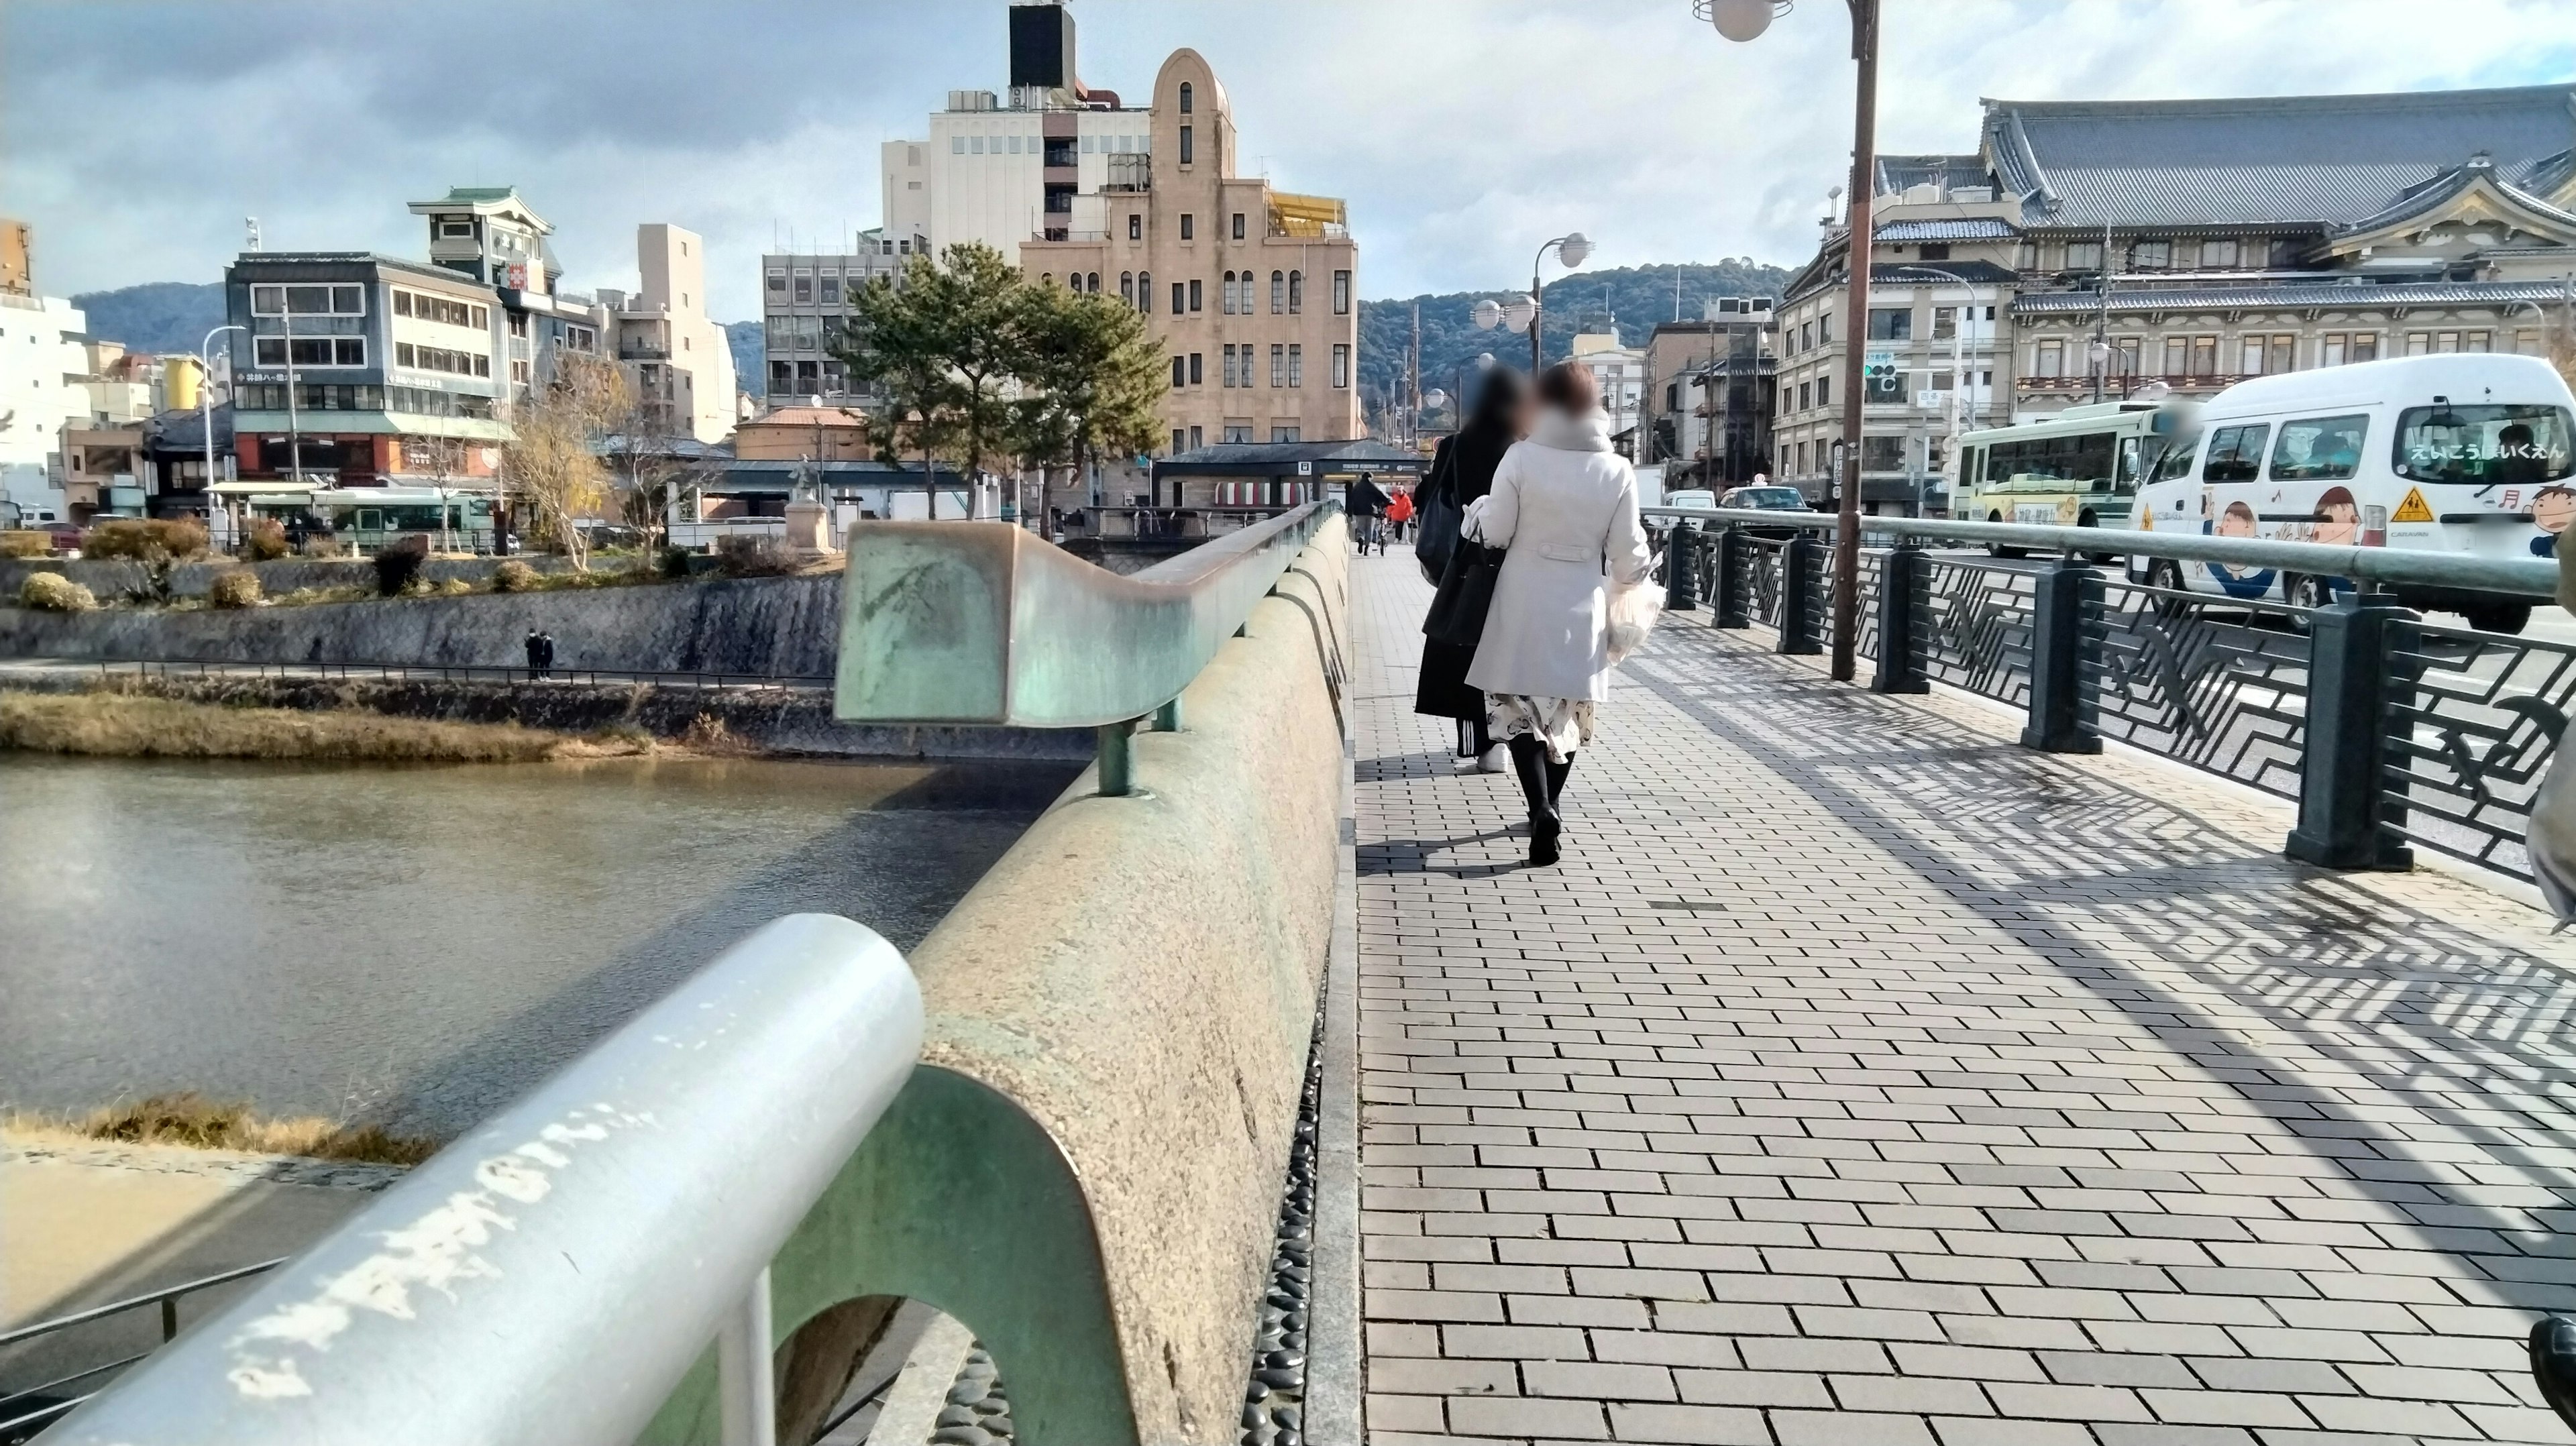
1350 551 2576 1446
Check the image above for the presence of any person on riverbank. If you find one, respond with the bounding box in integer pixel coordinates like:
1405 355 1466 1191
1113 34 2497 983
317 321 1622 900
1415 367 1532 772
1462 362 1652 867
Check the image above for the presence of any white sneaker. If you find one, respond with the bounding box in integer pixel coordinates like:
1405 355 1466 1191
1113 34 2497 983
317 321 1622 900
1477 745 1509 773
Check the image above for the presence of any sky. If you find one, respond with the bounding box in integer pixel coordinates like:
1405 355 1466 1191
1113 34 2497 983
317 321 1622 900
5 0 2573 321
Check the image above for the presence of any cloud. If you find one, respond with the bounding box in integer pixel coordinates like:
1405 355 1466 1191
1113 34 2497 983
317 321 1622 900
5 0 2569 321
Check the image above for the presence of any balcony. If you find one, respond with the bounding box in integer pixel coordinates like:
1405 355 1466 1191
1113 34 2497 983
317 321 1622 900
1102 155 1150 192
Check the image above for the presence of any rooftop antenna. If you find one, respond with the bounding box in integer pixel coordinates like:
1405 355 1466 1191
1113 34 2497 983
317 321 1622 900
245 216 261 252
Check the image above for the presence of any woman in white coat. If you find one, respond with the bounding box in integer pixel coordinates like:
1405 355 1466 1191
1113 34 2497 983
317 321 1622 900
1464 362 1654 866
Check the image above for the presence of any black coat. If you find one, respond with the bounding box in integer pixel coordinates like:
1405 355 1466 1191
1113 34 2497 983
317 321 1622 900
1413 423 1515 722
1346 478 1392 517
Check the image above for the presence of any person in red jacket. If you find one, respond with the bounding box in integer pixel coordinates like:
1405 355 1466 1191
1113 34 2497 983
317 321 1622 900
1385 488 1415 546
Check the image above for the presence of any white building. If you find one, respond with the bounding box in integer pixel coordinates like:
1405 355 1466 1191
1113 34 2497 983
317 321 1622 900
0 290 93 526
879 4 1151 258
1570 331 1647 457
602 223 737 444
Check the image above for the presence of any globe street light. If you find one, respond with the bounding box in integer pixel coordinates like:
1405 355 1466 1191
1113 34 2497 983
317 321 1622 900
1528 233 1591 373
1698 0 1876 683
201 323 246 547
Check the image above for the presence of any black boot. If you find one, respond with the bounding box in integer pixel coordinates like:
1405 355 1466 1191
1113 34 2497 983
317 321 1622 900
1508 736 1560 867
2532 1317 2576 1429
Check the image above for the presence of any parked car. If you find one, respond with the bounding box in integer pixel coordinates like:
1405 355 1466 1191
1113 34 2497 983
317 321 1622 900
1716 486 1813 540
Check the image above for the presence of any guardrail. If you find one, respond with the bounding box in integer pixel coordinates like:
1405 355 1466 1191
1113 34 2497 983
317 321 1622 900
1645 506 2575 887
837 502 1340 793
0 1258 286 1438
41 658 833 690
47 914 923 1446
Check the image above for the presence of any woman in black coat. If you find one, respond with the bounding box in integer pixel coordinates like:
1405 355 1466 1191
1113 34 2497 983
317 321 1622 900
1414 367 1532 770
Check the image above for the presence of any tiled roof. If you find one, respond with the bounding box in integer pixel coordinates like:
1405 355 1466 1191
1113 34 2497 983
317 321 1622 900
1982 85 2576 229
1875 219 2019 241
2010 278 2576 315
1874 261 2019 285
1875 154 1992 196
2330 158 2576 236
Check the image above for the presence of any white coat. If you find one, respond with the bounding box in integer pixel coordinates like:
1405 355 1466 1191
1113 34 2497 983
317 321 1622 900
1463 408 1653 702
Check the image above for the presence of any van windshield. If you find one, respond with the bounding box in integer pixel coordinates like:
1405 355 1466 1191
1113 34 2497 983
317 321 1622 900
2394 403 2574 486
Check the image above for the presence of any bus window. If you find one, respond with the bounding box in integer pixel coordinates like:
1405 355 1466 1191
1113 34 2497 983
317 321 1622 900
2116 437 2142 494
2270 414 2368 481
2202 425 2269 483
1962 446 1981 487
2394 403 2575 486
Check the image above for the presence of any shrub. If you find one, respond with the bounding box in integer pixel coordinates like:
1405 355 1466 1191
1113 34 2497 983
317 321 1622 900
207 568 264 608
19 572 96 611
244 518 290 561
657 545 693 580
80 518 207 562
298 534 349 559
492 558 539 592
438 577 472 596
716 534 798 577
374 534 430 596
0 531 50 559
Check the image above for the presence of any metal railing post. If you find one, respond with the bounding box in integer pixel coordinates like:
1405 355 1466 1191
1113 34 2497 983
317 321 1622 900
1097 718 1138 795
1779 532 1823 656
2285 589 2418 870
1717 527 1752 629
1870 541 1928 694
1664 524 1698 612
1154 696 1183 732
2019 555 2102 753
718 1269 776 1446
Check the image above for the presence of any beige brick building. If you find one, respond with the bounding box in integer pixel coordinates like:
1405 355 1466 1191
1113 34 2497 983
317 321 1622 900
1020 49 1362 478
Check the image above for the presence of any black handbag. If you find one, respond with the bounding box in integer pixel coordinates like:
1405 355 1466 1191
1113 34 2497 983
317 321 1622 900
1423 539 1505 649
1414 447 1463 583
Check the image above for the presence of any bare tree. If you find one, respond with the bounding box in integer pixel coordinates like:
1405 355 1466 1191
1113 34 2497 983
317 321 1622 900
504 355 629 572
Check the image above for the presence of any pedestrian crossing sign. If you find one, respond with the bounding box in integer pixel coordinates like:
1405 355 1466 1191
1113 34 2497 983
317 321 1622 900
2392 486 2434 522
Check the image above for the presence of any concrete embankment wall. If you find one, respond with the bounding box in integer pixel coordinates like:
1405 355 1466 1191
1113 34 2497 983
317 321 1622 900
0 573 842 677
649 517 1351 1444
0 554 580 602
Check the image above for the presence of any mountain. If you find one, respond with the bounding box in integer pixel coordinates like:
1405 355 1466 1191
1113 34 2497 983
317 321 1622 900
1357 259 1794 406
725 320 765 398
68 281 226 356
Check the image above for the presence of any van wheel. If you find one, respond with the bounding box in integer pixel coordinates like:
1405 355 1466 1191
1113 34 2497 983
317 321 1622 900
1986 512 2024 559
2145 559 2187 619
2282 572 2328 611
2465 602 2533 636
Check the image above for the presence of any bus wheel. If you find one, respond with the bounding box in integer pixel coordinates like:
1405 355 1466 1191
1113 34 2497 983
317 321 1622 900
2466 602 2533 636
1986 512 2024 559
2145 559 2187 618
2077 511 2116 565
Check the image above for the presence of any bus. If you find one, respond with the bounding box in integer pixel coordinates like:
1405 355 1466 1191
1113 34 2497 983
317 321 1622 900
245 487 498 553
2122 353 2576 634
1955 399 2194 553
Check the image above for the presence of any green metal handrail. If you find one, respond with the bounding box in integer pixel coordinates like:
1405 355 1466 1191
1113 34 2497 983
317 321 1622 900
834 504 1339 734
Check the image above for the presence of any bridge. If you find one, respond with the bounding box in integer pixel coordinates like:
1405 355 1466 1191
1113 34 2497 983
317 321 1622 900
21 506 2576 1445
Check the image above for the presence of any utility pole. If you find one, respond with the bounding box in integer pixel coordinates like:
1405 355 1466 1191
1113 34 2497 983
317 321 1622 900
1410 303 1422 449
1827 0 1880 683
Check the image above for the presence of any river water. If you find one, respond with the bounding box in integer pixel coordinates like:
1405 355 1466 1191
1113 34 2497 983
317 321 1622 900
0 753 1074 1138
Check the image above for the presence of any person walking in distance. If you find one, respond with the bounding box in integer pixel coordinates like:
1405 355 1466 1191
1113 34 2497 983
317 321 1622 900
1415 367 1532 772
1462 362 1652 867
525 628 544 682
537 630 557 679
1386 486 1414 545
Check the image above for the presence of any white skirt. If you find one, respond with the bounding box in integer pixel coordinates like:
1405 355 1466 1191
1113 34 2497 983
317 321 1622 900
1485 693 1594 763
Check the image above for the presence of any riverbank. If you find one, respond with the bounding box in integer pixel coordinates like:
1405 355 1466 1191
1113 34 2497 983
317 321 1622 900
0 691 658 763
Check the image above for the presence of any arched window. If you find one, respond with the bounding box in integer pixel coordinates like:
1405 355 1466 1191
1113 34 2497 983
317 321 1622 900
1179 82 1193 114
1121 272 1134 305
1220 270 1234 314
1087 272 1100 293
1271 270 1285 313
1138 271 1150 312
1040 272 1053 286
1287 270 1303 314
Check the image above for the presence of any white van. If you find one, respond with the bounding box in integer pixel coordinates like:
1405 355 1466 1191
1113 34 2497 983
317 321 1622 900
2123 353 2576 633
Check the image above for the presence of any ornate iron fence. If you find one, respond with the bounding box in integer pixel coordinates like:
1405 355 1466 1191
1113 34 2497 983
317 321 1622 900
2383 621 2576 879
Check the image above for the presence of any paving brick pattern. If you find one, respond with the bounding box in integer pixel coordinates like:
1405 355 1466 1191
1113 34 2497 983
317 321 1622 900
1349 552 2576 1445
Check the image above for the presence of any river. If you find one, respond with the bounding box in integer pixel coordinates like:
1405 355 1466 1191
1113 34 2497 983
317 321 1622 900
0 753 1075 1138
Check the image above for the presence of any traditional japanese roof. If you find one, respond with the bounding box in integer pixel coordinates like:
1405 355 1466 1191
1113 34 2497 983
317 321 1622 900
1874 219 2019 242
1874 261 2019 285
2328 154 2576 242
2008 277 2576 315
1875 154 1993 197
1980 85 2576 231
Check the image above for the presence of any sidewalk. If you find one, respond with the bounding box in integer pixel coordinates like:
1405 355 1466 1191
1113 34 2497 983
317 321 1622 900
1350 551 2576 1445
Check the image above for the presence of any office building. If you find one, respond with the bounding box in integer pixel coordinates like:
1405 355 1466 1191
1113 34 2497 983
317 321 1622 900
0 223 99 527
759 229 910 408
1639 299 1778 489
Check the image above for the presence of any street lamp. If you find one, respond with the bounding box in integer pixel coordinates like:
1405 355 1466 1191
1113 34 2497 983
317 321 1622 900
200 324 245 545
1699 0 1876 682
1528 233 1591 373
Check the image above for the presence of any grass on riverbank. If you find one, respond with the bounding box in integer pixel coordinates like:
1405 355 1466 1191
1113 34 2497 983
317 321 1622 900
10 1093 436 1166
0 691 650 762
